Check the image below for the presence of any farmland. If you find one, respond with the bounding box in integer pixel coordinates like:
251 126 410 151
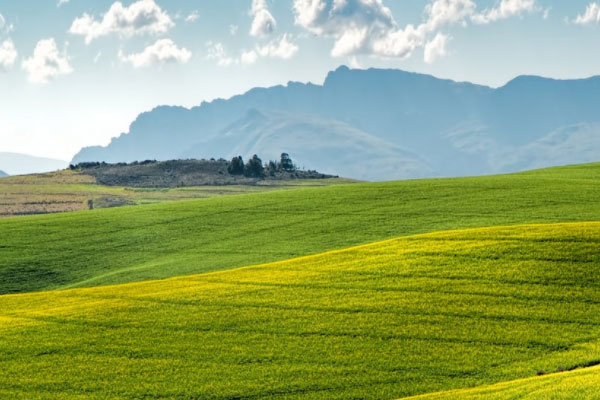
0 169 348 217
0 162 599 294
1 222 599 399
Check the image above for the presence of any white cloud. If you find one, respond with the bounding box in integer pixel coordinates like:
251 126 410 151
185 10 199 23
423 0 476 31
0 12 5 28
293 0 539 59
250 0 276 37
213 34 298 67
0 39 17 71
69 0 174 44
120 39 191 68
294 0 423 58
424 33 450 63
230 24 239 35
93 51 102 64
574 3 600 25
22 38 73 84
57 0 70 7
472 0 537 24
206 41 236 67
256 34 299 59
241 49 258 65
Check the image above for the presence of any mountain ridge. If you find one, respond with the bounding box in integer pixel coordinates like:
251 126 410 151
73 66 600 180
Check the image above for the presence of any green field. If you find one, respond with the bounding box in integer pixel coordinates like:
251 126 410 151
1 163 600 399
1 163 599 294
1 222 599 399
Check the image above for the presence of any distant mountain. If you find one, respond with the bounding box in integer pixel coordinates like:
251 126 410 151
0 152 68 176
0 170 8 178
73 66 600 180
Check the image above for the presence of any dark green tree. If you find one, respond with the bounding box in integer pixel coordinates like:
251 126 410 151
267 160 278 176
228 156 245 175
245 154 264 177
280 153 295 172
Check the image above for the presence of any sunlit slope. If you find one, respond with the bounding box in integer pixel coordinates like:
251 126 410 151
1 162 600 294
404 365 600 400
1 222 599 399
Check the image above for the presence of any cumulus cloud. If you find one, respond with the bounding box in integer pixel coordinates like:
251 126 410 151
22 38 73 84
472 0 537 24
206 41 236 67
574 3 600 25
250 0 276 37
120 39 191 68
293 0 425 58
0 39 17 71
69 0 174 44
293 0 539 61
57 0 70 7
424 33 450 63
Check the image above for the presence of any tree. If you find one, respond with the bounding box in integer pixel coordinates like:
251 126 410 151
280 153 295 172
228 156 245 175
245 154 264 177
267 160 277 176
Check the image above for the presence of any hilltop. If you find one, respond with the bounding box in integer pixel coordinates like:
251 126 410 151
71 156 336 188
73 67 600 180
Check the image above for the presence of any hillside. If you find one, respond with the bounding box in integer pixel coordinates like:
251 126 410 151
0 170 7 178
1 222 599 399
73 67 600 180
0 152 68 176
73 158 336 187
1 162 599 295
0 169 347 217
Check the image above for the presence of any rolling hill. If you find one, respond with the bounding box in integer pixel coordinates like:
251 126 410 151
1 162 599 295
72 67 600 180
0 170 7 178
0 152 68 176
1 222 599 399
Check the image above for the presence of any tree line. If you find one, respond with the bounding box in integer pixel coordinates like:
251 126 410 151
228 153 296 177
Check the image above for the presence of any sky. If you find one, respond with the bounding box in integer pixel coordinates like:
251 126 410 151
0 0 599 161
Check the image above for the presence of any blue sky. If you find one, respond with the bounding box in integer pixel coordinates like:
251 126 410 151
1 0 599 160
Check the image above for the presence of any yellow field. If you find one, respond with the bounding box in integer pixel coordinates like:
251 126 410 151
404 364 600 399
1 221 599 399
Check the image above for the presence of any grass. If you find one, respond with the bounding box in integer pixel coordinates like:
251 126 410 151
1 222 599 399
1 162 600 294
404 364 600 399
0 169 349 217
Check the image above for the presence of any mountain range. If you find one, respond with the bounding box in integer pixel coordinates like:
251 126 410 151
73 66 600 180
0 152 68 176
